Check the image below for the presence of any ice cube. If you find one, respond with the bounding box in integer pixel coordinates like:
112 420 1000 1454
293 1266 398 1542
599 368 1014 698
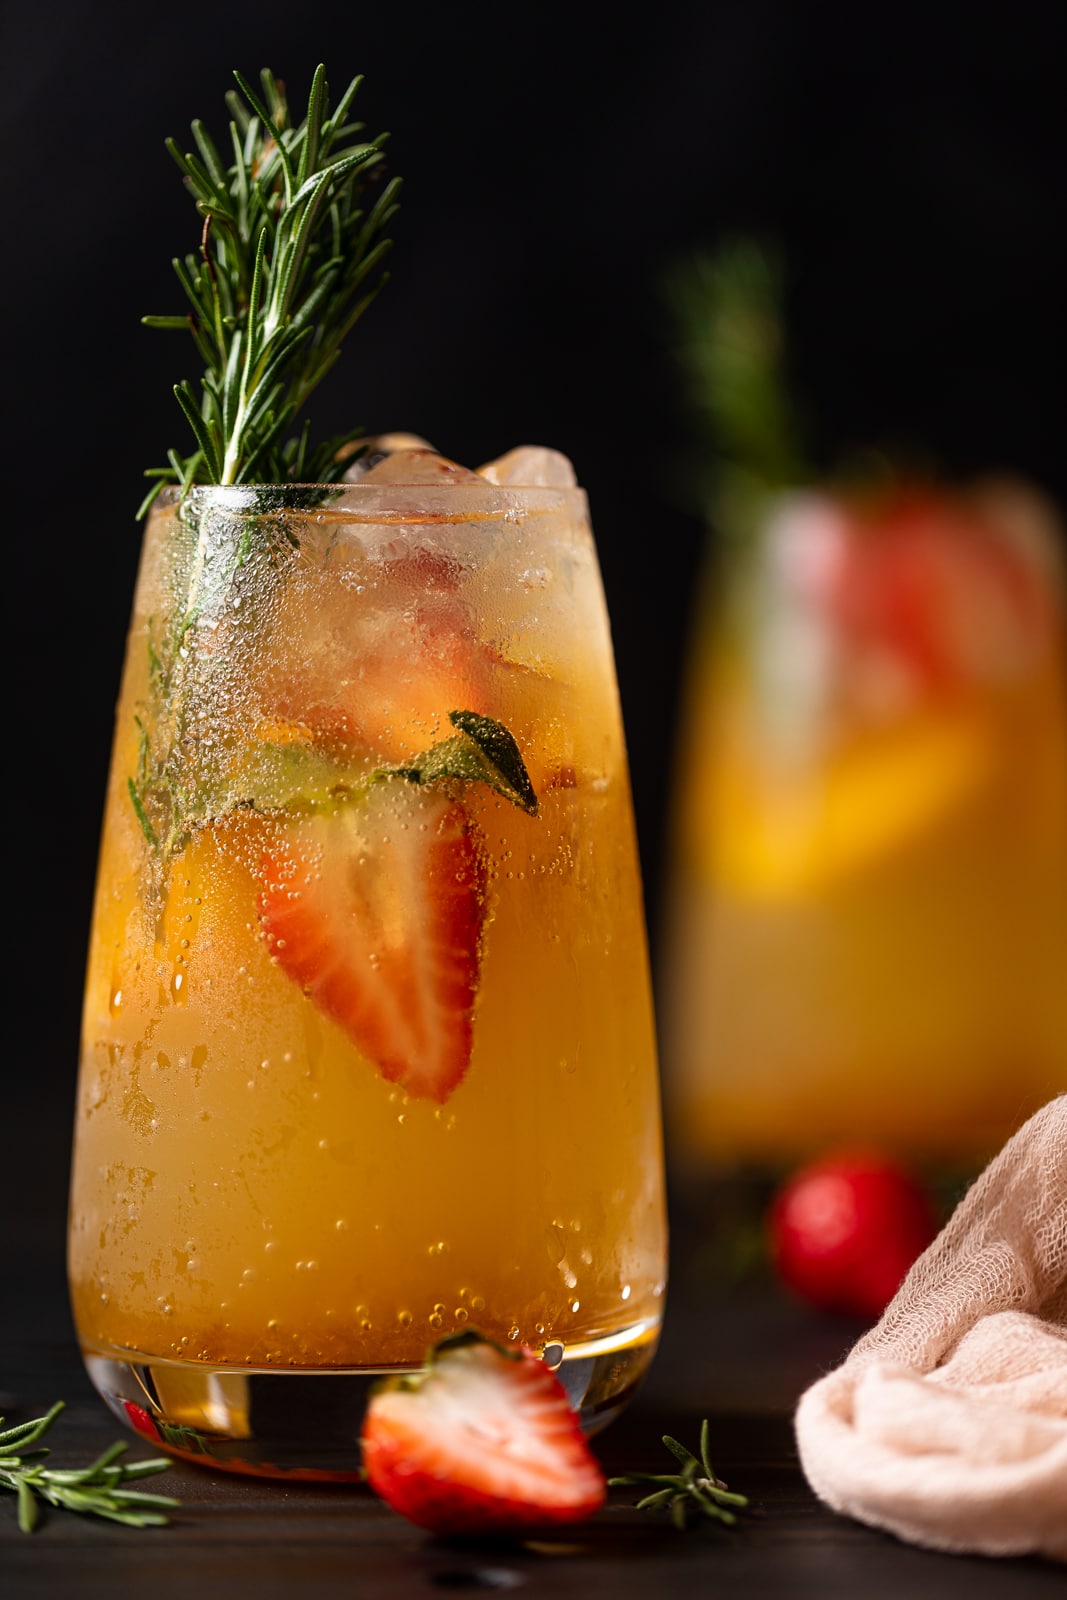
476 446 578 488
357 447 484 485
341 432 436 481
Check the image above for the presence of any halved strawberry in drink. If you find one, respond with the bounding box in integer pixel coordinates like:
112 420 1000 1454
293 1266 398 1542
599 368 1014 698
257 780 488 1102
361 1330 606 1536
819 486 1056 698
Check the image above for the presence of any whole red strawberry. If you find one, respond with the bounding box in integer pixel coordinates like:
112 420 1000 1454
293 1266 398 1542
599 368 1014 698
361 1330 606 1535
767 1149 938 1320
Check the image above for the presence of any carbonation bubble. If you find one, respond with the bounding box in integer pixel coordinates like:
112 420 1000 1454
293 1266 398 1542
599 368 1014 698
544 1224 566 1265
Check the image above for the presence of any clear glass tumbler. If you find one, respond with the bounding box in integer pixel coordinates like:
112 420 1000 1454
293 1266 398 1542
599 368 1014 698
69 470 667 1477
661 482 1067 1176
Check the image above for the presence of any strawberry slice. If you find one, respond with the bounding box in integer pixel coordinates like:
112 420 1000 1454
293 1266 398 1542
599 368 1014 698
818 487 1055 697
361 1331 606 1535
258 780 487 1102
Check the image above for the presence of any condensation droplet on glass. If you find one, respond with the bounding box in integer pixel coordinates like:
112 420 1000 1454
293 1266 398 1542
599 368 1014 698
570 1300 581 1313
454 1307 468 1323
507 1326 520 1342
335 1218 348 1232
621 1283 632 1301
428 1313 443 1330
470 1295 486 1312
397 1309 412 1328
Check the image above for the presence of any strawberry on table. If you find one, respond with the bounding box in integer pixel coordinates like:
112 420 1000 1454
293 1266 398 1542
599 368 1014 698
258 778 488 1104
767 1148 938 1321
361 1331 606 1535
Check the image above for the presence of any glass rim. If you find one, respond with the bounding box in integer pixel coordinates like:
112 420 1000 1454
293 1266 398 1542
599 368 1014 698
153 480 589 520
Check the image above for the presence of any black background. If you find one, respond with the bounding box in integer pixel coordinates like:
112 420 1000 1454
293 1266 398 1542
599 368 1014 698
5 0 1065 1204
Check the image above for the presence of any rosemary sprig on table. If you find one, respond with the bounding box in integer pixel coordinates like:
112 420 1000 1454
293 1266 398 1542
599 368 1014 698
609 1420 750 1531
141 63 400 511
0 1403 179 1532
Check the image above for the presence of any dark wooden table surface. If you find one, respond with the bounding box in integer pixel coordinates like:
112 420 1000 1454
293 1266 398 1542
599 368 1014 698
4 1171 1062 1599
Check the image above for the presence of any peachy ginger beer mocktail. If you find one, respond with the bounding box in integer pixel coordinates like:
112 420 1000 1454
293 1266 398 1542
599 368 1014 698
68 455 668 1474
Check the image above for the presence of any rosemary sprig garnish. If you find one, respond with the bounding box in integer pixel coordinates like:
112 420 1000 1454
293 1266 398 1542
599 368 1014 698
609 1420 750 1531
665 236 807 545
141 63 400 512
0 1403 180 1533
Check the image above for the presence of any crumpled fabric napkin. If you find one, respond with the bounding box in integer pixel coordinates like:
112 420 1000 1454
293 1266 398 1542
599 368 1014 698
794 1095 1067 1561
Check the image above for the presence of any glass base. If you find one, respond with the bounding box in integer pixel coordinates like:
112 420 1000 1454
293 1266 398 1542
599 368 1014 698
81 1318 661 1479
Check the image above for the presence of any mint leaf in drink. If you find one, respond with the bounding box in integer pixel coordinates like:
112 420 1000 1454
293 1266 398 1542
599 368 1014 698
399 711 539 815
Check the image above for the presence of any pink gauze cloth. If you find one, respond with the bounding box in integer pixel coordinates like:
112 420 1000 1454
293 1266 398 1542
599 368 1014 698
794 1095 1067 1561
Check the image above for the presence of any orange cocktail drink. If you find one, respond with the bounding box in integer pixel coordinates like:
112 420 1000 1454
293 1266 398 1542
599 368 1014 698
69 456 667 1474
662 483 1067 1172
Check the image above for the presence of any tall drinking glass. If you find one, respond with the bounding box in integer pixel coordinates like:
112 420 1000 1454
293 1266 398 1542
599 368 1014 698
662 483 1067 1176
69 465 667 1477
